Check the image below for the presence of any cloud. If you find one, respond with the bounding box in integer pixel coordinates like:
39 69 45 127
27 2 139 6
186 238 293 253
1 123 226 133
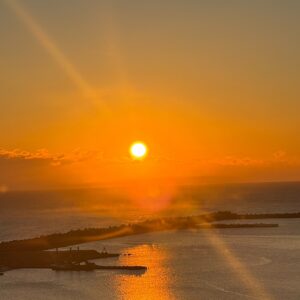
0 147 299 190
210 156 264 167
201 151 300 168
272 150 287 162
0 148 99 166
0 148 104 190
0 148 52 160
1 147 136 190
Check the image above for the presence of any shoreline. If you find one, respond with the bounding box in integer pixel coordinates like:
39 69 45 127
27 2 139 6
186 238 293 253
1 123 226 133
0 211 298 273
1 211 298 252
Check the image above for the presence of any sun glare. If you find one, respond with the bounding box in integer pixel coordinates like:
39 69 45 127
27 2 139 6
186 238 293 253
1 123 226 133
130 142 148 159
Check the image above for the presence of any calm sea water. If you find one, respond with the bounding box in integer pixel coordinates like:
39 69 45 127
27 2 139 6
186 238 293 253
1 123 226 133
0 182 300 299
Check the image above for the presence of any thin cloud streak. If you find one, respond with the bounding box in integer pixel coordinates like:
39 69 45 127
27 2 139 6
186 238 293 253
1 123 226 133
1 148 300 167
0 148 97 166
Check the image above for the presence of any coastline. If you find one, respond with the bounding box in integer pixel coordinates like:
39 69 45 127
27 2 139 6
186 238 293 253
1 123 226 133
1 211 298 252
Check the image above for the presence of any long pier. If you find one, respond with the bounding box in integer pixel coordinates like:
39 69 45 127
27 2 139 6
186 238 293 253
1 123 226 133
51 263 147 272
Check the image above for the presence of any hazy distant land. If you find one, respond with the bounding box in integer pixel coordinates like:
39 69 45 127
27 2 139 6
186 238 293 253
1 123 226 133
1 211 299 252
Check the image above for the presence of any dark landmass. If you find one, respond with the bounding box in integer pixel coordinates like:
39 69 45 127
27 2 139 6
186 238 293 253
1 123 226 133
0 250 148 272
198 223 278 229
0 250 117 269
232 212 300 219
0 211 298 272
1 211 298 252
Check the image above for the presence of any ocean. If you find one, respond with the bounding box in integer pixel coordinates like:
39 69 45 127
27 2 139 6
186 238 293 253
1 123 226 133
0 182 299 299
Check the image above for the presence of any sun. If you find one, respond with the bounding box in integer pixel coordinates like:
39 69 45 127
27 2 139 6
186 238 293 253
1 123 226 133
130 142 148 159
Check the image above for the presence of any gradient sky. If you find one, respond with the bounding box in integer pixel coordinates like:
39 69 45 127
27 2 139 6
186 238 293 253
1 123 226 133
0 0 300 190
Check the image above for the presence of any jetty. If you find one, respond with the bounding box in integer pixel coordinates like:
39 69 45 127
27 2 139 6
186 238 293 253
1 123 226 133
51 261 147 272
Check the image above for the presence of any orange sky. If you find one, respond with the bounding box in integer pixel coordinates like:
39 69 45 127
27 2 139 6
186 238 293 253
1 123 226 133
0 0 300 190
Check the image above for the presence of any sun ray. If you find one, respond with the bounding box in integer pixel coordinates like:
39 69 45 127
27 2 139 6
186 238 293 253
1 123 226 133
197 208 274 300
4 0 95 99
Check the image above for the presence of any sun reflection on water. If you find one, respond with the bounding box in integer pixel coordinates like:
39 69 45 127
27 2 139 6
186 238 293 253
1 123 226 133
114 244 175 300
